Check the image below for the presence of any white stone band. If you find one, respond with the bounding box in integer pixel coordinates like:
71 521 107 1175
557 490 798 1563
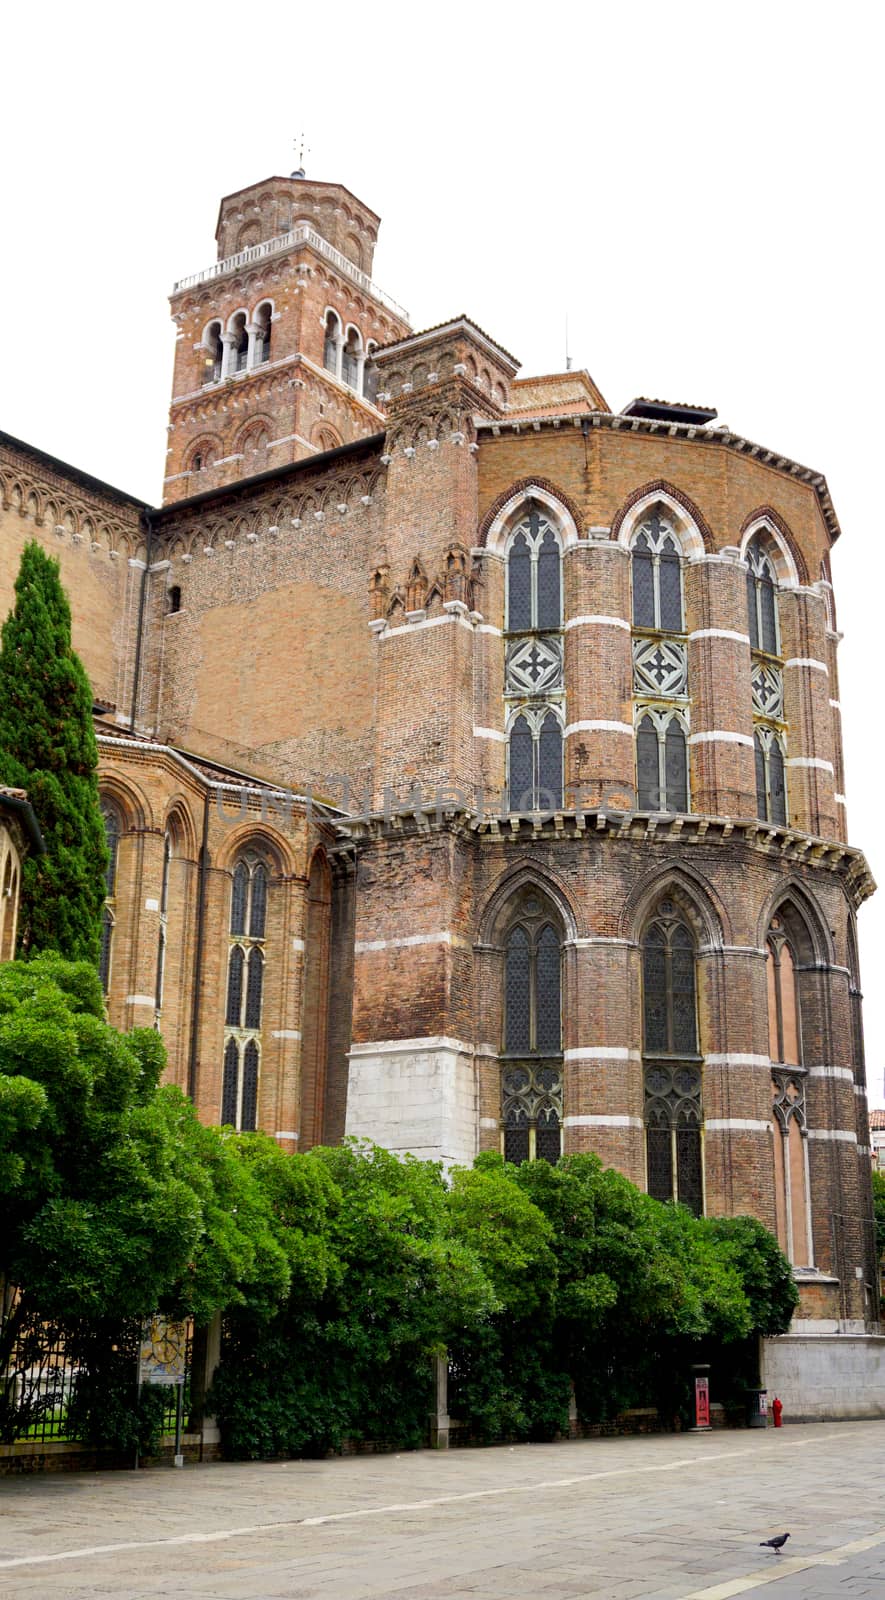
564 720 634 737
688 730 754 747
785 757 834 773
564 614 630 632
688 628 750 645
705 1119 772 1133
704 1053 771 1067
564 1115 643 1129
563 1046 641 1062
473 725 507 742
784 657 829 674
355 932 464 952
806 1128 857 1143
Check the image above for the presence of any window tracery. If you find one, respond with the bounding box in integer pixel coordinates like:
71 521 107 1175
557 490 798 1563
767 915 813 1265
636 710 689 813
504 504 563 812
501 901 562 1164
221 854 268 1130
642 903 703 1214
630 507 690 815
747 535 788 824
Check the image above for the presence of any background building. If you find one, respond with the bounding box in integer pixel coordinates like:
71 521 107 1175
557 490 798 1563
1 166 881 1418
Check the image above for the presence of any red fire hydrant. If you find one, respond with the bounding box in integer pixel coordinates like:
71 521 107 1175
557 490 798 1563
772 1396 783 1428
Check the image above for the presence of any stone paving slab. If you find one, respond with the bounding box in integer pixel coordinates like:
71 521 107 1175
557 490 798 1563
0 1422 884 1597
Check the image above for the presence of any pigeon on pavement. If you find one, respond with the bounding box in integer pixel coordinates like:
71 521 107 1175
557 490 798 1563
759 1533 790 1553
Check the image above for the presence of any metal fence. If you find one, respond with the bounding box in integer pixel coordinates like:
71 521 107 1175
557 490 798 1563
0 1292 193 1447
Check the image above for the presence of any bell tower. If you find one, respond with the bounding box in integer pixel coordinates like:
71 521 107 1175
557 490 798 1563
163 168 411 504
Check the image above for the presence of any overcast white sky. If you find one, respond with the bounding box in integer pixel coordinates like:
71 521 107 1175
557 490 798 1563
2 3 883 1097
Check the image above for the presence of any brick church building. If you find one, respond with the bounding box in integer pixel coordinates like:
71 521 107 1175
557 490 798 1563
1 165 881 1415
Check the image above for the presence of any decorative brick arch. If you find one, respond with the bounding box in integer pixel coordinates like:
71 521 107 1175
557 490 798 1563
477 477 585 548
740 506 809 587
619 860 730 949
611 480 714 553
477 858 581 946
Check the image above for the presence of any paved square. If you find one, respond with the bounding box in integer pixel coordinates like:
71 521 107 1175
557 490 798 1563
1 1422 884 1598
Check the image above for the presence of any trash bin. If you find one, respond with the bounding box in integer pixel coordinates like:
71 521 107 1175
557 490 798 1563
746 1388 768 1428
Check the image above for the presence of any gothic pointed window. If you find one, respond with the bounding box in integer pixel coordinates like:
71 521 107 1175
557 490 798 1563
504 502 564 814
507 708 563 812
642 904 703 1214
747 534 787 825
502 901 562 1165
746 538 779 655
631 509 684 633
636 711 688 813
754 727 787 825
631 507 690 817
222 853 268 1130
99 801 121 996
767 915 812 1266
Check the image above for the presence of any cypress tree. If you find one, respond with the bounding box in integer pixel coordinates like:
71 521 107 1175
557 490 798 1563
0 541 108 961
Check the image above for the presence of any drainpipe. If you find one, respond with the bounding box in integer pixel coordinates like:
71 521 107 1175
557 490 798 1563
129 509 155 731
187 785 211 1101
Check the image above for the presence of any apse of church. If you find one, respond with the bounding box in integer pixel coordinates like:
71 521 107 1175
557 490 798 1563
0 163 877 1371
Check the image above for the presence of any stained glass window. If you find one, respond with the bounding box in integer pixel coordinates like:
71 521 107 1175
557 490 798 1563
504 1111 530 1166
637 716 660 811
537 713 563 809
769 740 786 825
507 531 532 631
505 926 531 1052
759 573 778 655
226 946 244 1026
746 568 759 651
230 863 248 935
501 910 563 1164
643 914 697 1056
755 727 787 826
632 533 655 628
241 1041 259 1132
508 716 534 813
224 855 269 1130
505 509 562 632
637 713 689 813
659 537 683 632
221 1039 239 1126
747 538 780 656
536 528 561 630
102 806 120 895
250 864 267 938
631 511 683 632
676 1122 703 1215
643 913 703 1211
535 1109 561 1165
536 924 561 1052
244 947 264 1029
646 1115 673 1204
664 720 688 813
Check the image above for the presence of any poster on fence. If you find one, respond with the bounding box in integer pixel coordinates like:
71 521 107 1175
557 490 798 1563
138 1316 188 1386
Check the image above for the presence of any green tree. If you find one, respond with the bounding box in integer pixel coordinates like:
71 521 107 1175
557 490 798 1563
0 955 300 1443
210 1141 495 1459
0 541 107 961
871 1169 885 1265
